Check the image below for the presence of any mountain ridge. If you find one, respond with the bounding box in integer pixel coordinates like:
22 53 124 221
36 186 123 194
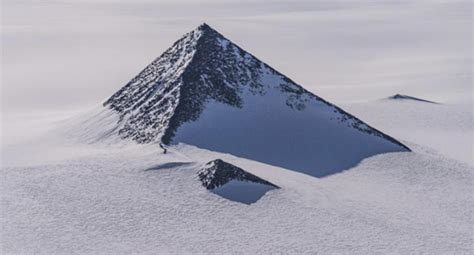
98 23 409 177
103 23 408 150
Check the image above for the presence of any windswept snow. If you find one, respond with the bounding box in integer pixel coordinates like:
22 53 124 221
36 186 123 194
344 99 473 166
209 180 276 205
1 136 472 253
1 94 473 253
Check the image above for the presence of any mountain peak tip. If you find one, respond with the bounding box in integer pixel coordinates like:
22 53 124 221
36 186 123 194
196 22 217 33
190 23 225 42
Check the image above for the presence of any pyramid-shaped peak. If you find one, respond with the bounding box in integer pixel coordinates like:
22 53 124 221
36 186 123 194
100 25 409 178
161 23 226 53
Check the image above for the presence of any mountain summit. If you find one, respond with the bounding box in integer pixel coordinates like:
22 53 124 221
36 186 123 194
100 23 409 177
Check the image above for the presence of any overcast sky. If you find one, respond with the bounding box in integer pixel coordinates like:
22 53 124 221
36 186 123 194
1 0 472 113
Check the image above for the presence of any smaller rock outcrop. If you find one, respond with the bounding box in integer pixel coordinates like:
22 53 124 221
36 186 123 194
198 159 278 189
388 94 439 104
198 159 278 204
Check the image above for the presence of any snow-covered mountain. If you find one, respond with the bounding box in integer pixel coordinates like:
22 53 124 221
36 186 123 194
99 23 409 177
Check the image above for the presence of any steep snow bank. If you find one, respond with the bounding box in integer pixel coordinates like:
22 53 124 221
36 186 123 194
172 87 407 177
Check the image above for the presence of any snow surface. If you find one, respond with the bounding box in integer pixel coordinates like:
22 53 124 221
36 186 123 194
172 93 404 177
171 69 407 177
344 99 473 166
1 98 473 253
210 180 276 205
2 1 472 252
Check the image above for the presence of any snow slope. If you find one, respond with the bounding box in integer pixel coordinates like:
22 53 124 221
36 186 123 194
344 99 473 165
172 88 406 177
1 94 473 253
1 136 472 254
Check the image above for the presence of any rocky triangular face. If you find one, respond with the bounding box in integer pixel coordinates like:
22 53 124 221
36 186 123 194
198 159 278 190
103 23 409 177
104 23 263 144
197 159 278 204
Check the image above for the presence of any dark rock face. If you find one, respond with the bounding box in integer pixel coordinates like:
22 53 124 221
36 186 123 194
103 23 409 151
197 159 278 190
103 27 201 143
104 23 313 144
388 94 439 104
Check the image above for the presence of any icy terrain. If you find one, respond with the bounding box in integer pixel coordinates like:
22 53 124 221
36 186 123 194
1 0 472 252
345 99 473 166
1 97 473 253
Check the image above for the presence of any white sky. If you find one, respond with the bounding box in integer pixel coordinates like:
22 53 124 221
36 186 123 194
1 0 472 113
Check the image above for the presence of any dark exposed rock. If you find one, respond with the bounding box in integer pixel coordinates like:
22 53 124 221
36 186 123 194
197 159 278 190
388 94 440 104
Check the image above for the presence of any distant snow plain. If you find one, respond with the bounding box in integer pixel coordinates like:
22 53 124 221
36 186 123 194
1 0 472 253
